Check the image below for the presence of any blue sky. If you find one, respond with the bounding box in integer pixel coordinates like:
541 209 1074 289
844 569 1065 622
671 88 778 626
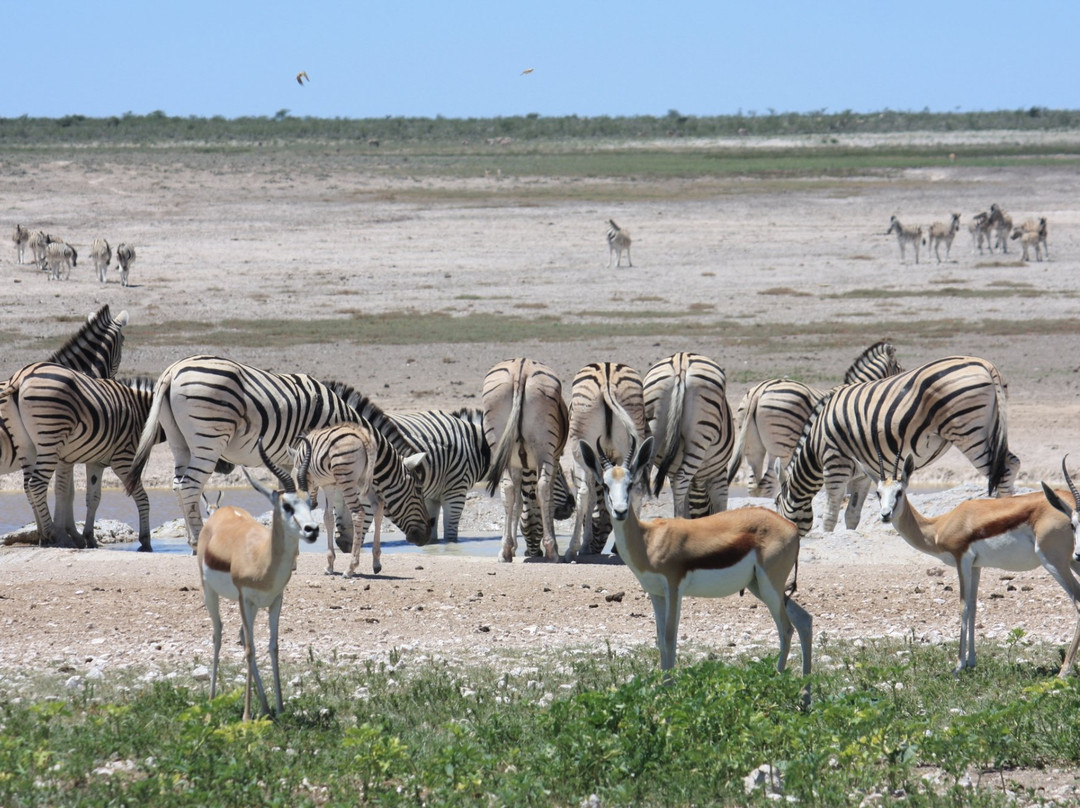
7 1 1077 120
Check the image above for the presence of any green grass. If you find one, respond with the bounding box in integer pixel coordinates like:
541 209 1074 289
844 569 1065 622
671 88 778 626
2 640 1078 806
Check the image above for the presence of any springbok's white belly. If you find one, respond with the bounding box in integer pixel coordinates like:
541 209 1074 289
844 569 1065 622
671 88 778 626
202 566 288 609
969 528 1040 572
633 554 757 599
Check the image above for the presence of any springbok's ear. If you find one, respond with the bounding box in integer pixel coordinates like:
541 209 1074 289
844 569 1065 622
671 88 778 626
1042 482 1074 519
579 439 603 483
902 455 916 484
630 436 654 488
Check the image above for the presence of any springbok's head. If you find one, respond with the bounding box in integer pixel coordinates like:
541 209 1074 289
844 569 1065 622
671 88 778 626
1042 456 1080 562
875 453 914 525
579 436 654 522
244 437 319 546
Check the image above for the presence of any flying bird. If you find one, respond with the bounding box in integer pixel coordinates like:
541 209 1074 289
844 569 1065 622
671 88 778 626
520 67 534 75
296 71 310 85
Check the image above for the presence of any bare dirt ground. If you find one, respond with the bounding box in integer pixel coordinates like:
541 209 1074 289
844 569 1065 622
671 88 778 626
2 136 1080 706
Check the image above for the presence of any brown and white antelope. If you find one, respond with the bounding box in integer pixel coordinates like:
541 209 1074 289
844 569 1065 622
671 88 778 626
581 436 813 686
606 219 632 268
483 358 569 562
197 440 319 720
875 454 1080 676
927 213 960 263
886 215 922 264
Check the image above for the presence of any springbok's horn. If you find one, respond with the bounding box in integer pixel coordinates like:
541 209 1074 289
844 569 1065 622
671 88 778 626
625 436 637 469
594 437 612 470
257 436 295 493
876 450 886 480
1064 454 1080 512
892 452 901 481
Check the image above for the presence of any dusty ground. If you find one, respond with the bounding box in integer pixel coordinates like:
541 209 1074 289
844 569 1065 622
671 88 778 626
2 134 1080 698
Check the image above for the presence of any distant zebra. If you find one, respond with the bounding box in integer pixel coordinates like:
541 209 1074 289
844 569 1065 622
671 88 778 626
968 211 993 255
1011 226 1044 262
12 224 29 264
1017 216 1049 260
0 365 159 550
729 341 903 499
115 242 135 287
125 354 435 550
643 352 733 518
90 238 112 283
565 361 650 560
294 420 429 576
27 230 51 267
606 219 632 268
927 213 960 263
988 203 1013 253
886 215 922 263
44 241 77 280
482 357 569 561
776 356 1021 537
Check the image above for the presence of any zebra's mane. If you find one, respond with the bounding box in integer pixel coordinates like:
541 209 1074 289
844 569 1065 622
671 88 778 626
449 406 484 427
116 374 158 394
46 304 127 378
842 341 899 386
323 380 418 456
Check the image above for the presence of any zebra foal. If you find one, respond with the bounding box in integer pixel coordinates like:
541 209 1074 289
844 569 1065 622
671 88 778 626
927 213 960 263
12 224 29 264
606 219 632 268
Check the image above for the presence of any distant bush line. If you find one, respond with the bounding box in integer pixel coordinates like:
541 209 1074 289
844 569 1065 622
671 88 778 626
1 107 1079 147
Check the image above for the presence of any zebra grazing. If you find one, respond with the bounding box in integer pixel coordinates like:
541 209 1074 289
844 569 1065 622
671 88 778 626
729 341 903 499
968 211 993 254
12 224 29 264
606 219 632 268
643 352 734 519
44 241 77 280
125 354 434 550
927 213 960 263
115 242 135 287
886 215 922 264
776 356 1021 537
294 421 430 576
482 358 569 562
90 238 112 283
565 362 650 560
988 203 1013 253
0 366 159 550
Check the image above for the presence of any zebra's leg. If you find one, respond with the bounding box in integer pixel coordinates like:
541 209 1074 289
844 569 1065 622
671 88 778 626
82 463 108 549
128 477 153 552
333 489 354 553
53 463 85 548
340 483 370 577
537 461 560 561
669 469 693 519
843 473 872 531
24 467 64 547
440 490 467 543
499 471 522 562
320 490 338 574
564 467 591 561
707 472 730 516
821 457 856 533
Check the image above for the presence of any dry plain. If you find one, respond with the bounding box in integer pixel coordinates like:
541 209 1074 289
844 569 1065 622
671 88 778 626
2 134 1080 712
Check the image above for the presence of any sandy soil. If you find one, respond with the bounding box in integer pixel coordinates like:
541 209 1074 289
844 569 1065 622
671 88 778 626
2 137 1080 696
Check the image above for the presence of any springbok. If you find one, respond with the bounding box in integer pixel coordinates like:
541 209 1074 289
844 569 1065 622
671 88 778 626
580 436 812 688
197 440 319 720
875 454 1080 677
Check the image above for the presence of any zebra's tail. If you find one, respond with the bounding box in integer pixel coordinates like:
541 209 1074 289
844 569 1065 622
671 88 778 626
0 384 29 467
986 369 1012 496
727 390 757 485
652 373 685 496
125 368 171 496
601 384 650 492
484 373 525 497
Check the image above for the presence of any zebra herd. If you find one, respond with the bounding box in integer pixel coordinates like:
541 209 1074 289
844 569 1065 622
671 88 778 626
11 224 135 285
886 205 1050 264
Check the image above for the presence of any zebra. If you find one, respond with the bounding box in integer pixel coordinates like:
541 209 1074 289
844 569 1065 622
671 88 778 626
27 230 51 267
988 203 1013 253
125 354 435 550
565 361 650 560
11 224 29 264
606 219 632 268
643 352 733 519
294 420 430 576
886 215 922 263
1011 226 1044 262
968 211 993 254
776 356 1021 538
729 341 903 499
482 357 569 562
115 242 135 287
927 213 961 263
0 365 160 550
1017 216 1049 260
90 238 112 283
44 241 77 280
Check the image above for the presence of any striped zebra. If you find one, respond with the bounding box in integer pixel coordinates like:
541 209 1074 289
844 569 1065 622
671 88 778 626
643 352 734 519
968 211 993 254
729 341 903 498
12 224 29 264
988 203 1013 253
294 420 430 576
125 354 434 550
565 361 650 560
0 365 159 550
482 358 569 562
776 356 1021 537
27 231 51 267
115 242 135 287
44 241 77 280
886 215 922 263
927 213 961 263
606 219 632 268
90 238 111 283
